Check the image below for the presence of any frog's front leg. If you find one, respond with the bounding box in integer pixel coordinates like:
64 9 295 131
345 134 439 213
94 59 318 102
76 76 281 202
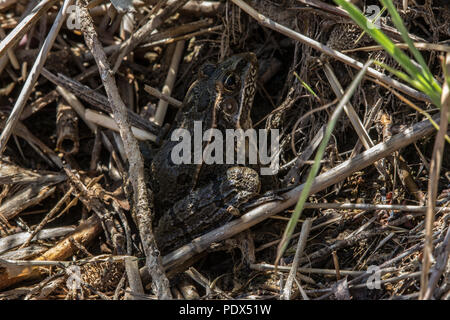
155 166 260 253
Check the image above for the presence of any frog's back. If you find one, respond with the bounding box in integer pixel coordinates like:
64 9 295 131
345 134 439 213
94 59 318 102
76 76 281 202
150 53 259 218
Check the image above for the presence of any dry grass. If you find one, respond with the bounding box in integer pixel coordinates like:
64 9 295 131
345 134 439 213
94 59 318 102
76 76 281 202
0 0 448 300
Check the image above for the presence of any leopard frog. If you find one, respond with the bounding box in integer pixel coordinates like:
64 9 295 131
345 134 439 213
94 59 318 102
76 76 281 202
150 53 260 253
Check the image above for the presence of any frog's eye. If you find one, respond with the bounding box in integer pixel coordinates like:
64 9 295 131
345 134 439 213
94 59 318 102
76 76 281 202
223 72 240 92
223 97 238 115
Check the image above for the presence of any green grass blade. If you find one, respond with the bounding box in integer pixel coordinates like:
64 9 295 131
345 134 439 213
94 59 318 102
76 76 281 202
334 0 442 108
293 71 319 100
275 60 374 265
334 0 420 79
380 0 436 86
375 61 430 94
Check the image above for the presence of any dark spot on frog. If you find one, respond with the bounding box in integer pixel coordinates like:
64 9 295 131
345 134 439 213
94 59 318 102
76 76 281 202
199 63 216 78
152 179 160 194
176 173 191 186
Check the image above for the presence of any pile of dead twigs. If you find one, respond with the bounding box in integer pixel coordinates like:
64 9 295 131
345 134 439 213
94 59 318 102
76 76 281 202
0 0 449 300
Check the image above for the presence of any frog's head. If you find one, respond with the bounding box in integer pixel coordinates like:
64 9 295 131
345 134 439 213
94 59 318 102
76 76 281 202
212 53 258 130
185 53 258 130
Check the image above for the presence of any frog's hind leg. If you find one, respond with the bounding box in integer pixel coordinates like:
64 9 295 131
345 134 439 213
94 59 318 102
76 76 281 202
154 167 260 254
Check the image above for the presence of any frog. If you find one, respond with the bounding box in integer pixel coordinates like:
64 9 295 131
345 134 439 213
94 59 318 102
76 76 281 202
150 53 261 253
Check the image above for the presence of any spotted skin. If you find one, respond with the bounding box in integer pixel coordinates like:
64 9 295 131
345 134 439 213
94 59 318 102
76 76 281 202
149 53 261 253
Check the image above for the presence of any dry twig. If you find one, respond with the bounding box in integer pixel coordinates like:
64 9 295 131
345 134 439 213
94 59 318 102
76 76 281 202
76 0 171 299
148 113 439 272
0 0 71 155
420 53 450 299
